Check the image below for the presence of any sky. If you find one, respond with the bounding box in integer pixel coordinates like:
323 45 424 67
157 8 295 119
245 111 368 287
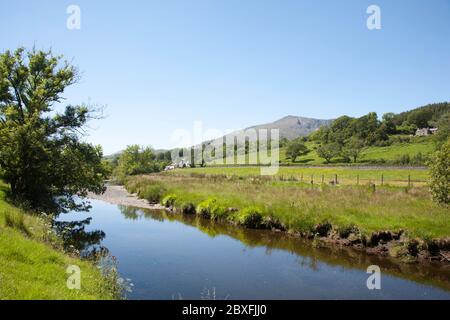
1 0 450 154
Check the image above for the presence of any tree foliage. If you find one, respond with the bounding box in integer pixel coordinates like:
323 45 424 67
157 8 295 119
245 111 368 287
392 102 450 127
113 145 165 181
0 48 106 213
343 137 365 163
429 137 450 206
434 112 450 147
316 143 341 163
312 112 388 147
285 139 308 161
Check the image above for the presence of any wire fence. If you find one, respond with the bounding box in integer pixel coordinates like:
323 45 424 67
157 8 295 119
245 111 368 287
176 170 429 187
274 173 427 187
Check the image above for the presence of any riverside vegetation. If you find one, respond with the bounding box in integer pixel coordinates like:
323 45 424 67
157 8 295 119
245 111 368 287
121 162 450 264
0 48 121 299
110 104 450 265
1 46 449 298
0 181 121 299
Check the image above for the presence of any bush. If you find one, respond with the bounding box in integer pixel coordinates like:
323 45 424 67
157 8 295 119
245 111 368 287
261 215 285 230
181 202 196 215
411 152 429 166
394 154 411 165
138 184 167 203
336 224 358 239
196 198 224 219
429 138 450 205
236 207 263 228
161 194 177 207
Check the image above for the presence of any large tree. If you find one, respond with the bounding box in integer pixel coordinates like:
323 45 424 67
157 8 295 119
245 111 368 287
316 143 341 164
113 145 159 180
343 137 365 163
0 48 106 214
286 139 308 162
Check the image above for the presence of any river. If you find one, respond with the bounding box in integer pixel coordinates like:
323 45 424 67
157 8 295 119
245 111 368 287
60 199 450 299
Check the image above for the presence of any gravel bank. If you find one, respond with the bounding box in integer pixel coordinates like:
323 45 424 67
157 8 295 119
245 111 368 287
88 185 165 210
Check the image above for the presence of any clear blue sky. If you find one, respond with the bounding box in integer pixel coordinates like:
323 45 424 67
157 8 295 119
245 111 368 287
1 0 450 154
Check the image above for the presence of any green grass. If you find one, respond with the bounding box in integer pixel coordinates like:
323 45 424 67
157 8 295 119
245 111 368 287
359 137 434 163
0 182 117 300
168 166 429 186
126 174 450 241
211 135 434 166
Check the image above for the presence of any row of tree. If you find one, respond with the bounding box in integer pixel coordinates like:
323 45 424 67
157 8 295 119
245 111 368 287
109 145 171 182
284 107 450 164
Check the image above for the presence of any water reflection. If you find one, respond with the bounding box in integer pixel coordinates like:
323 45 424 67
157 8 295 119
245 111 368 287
116 205 450 293
53 217 108 259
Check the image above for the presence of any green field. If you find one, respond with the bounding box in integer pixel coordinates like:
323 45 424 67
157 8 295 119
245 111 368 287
211 136 434 166
126 173 450 243
169 166 429 186
0 182 118 299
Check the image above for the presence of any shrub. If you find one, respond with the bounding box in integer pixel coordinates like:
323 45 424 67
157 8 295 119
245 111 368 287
410 152 428 166
236 207 263 228
394 154 411 165
196 198 224 220
181 202 196 215
337 224 358 238
138 184 167 203
161 194 177 207
429 138 450 205
261 215 285 230
313 221 332 237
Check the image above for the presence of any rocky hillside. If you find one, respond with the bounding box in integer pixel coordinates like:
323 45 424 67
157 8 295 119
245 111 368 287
246 115 332 140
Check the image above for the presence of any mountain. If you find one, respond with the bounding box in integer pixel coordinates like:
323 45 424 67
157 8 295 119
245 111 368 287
245 115 333 140
194 115 332 152
107 116 332 157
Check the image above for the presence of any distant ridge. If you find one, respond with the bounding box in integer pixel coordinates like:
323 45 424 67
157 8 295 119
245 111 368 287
246 115 333 140
107 115 333 157
192 115 333 152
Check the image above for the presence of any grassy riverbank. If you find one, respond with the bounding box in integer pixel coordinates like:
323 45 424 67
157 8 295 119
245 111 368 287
0 182 118 300
124 173 450 261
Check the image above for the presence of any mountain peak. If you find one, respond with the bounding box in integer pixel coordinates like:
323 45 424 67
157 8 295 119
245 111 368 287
248 115 332 140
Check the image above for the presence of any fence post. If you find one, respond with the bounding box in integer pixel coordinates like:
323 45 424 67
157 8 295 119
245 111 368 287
381 174 384 186
335 174 338 185
408 174 411 188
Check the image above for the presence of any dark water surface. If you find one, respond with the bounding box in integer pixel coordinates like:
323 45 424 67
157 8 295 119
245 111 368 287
61 199 450 299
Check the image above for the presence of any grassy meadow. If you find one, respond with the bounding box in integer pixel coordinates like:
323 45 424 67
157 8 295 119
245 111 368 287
125 172 449 242
211 135 434 167
168 166 429 186
0 182 118 300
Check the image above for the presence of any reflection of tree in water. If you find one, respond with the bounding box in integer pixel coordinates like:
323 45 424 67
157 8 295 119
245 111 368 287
118 205 165 222
53 217 108 259
118 205 140 220
113 204 450 291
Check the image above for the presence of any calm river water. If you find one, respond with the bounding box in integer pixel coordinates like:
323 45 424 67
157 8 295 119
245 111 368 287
61 199 450 299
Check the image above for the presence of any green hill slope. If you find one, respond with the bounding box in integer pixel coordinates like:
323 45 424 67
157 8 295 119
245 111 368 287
0 182 117 300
